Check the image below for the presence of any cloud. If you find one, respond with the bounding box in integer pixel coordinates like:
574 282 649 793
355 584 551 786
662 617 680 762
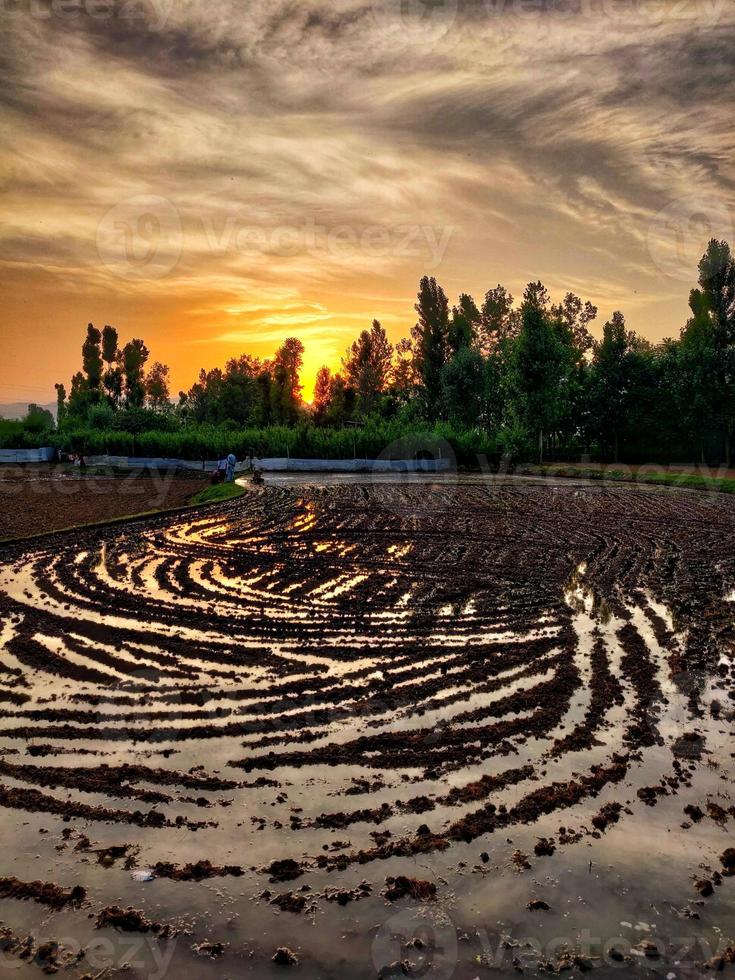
1 0 734 399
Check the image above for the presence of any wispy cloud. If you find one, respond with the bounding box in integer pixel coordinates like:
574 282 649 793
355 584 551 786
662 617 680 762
1 0 734 399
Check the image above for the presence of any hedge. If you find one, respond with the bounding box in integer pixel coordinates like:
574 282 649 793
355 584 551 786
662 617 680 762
21 421 499 466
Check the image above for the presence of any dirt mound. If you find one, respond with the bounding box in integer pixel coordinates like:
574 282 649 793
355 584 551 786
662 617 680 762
0 876 85 909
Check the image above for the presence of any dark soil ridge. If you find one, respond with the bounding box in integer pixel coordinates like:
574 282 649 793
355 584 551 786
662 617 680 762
0 483 732 928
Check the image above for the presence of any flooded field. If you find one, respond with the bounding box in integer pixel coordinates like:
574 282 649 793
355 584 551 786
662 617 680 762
0 482 733 979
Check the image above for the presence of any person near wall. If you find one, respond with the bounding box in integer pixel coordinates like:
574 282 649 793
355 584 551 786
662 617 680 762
225 453 237 482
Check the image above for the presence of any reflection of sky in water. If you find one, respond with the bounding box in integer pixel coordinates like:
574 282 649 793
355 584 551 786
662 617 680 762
0 490 733 978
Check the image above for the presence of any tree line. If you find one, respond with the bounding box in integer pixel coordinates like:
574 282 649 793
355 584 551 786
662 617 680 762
53 239 735 465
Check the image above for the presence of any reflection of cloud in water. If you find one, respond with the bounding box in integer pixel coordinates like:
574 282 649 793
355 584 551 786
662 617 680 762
0 483 732 976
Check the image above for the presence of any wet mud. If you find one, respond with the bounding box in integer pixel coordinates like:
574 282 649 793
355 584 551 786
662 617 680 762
0 483 733 977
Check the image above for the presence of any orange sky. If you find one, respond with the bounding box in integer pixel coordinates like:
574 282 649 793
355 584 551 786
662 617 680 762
1 2 734 405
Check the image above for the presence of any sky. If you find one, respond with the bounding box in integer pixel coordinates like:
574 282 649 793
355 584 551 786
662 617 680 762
1 0 734 403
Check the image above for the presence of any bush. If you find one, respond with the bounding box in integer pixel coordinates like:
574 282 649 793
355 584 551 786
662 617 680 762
0 419 26 449
86 404 117 431
39 419 498 465
0 416 56 449
24 405 55 434
497 422 533 463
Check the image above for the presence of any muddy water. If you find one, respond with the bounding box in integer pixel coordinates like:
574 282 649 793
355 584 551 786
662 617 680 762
0 482 733 979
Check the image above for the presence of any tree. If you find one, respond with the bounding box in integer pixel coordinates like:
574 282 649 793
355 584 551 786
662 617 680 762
23 403 54 433
697 238 735 345
508 282 571 462
103 363 123 408
41 239 735 468
549 293 597 450
484 343 508 434
270 338 304 424
413 275 450 420
694 239 735 463
674 291 723 464
220 355 265 424
324 374 356 425
181 368 222 423
479 285 519 352
389 337 419 406
122 339 149 408
448 293 480 354
441 346 486 427
82 323 103 400
311 368 356 426
55 382 67 428
343 319 393 415
313 366 333 423
67 371 89 418
254 363 274 427
145 362 171 411
550 293 597 359
101 324 118 364
178 356 270 426
589 312 636 462
101 325 123 407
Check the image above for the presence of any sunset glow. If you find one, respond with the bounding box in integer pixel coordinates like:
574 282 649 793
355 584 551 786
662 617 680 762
1 2 734 404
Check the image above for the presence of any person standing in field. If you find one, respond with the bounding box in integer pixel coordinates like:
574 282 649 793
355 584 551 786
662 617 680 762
225 453 237 482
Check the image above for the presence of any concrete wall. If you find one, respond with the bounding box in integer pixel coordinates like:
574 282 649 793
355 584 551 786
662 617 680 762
250 457 451 473
0 447 55 464
1 450 450 473
85 456 248 473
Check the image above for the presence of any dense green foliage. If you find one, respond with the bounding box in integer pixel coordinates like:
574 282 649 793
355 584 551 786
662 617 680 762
4 240 734 467
0 405 55 449
43 421 495 468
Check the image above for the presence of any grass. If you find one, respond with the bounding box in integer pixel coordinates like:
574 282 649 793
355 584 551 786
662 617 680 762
633 472 735 493
525 465 735 494
189 481 247 506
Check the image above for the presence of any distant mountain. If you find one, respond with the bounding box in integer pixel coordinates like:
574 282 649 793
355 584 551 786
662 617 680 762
0 402 57 421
